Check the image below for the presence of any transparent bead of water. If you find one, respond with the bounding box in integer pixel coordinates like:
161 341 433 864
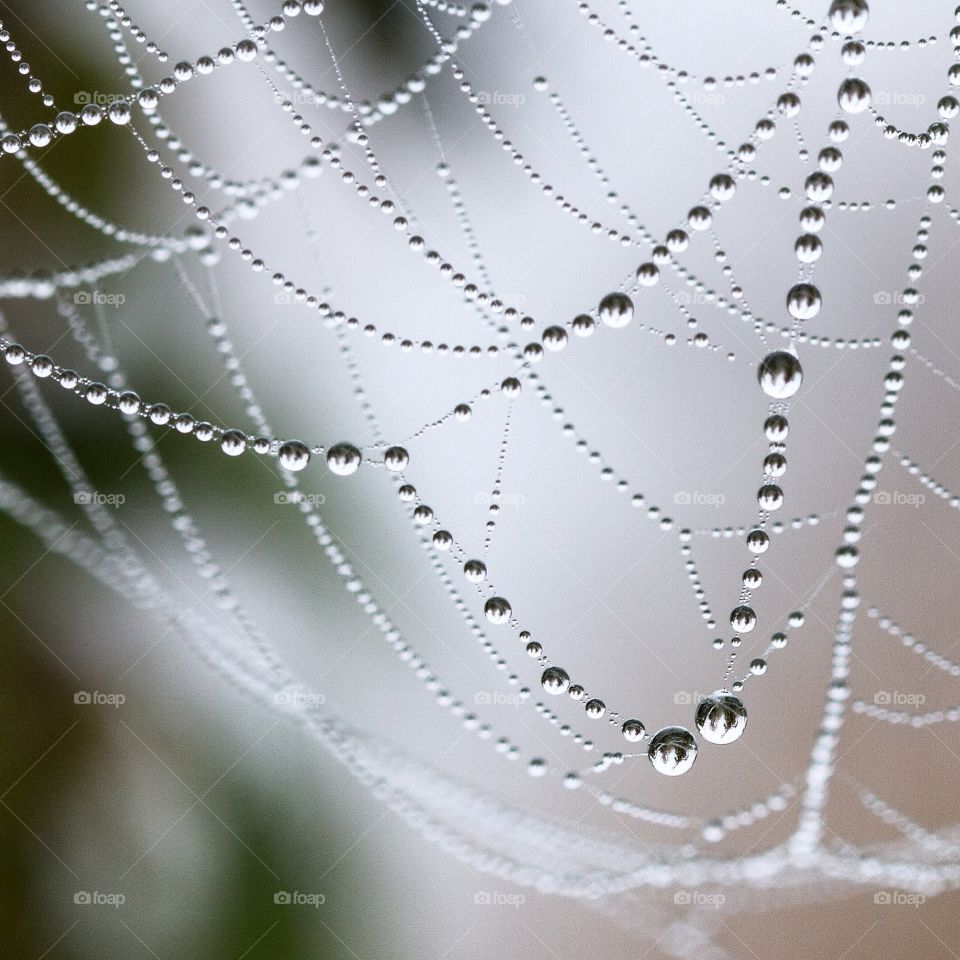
787 283 821 320
28 124 52 147
585 698 606 719
838 78 871 115
463 559 487 582
758 484 784 510
730 605 757 632
326 442 362 476
647 726 698 776
541 666 570 695
758 352 803 399
221 429 247 456
622 719 645 742
829 0 869 34
278 440 311 472
572 314 595 337
764 414 789 442
695 691 748 744
484 596 512 624
598 292 634 329
384 446 409 472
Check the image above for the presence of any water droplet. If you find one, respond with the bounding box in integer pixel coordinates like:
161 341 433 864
758 352 803 399
838 78 871 115
541 666 570 694
829 0 869 33
221 429 247 456
384 446 409 471
464 559 487 582
730 605 757 632
746 529 770 554
787 283 822 320
758 484 784 510
484 596 512 624
695 691 748 744
764 414 789 441
622 719 645 742
647 726 698 776
598 292 633 329
278 439 311 471
326 442 362 476
585 698 606 719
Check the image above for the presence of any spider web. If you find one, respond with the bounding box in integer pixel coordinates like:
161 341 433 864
1 1 959 956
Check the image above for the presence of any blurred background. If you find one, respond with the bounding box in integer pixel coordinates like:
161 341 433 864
1 1 959 957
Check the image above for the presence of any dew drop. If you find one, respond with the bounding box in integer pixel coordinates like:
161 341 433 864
278 439 311 472
541 666 570 694
730 605 757 632
463 559 487 582
758 352 803 399
787 282 821 320
598 292 634 329
221 429 247 456
384 445 409 471
585 698 606 719
829 0 869 33
695 691 748 744
326 442 362 476
647 726 698 776
484 596 512 624
622 719 645 742
838 78 871 115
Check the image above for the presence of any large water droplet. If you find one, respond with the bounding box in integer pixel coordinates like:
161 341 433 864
838 78 871 114
278 439 311 472
695 691 748 744
758 352 803 399
484 596 512 624
541 666 570 694
326 442 362 476
598 292 634 329
828 0 869 33
647 726 698 776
